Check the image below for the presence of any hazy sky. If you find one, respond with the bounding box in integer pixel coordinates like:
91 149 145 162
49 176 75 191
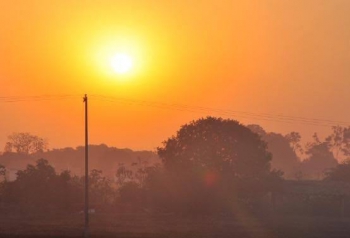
1 1 350 151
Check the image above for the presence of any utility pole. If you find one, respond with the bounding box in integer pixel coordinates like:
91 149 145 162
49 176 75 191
83 94 89 238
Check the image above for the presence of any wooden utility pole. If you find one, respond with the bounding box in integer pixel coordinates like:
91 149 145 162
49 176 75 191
83 94 89 238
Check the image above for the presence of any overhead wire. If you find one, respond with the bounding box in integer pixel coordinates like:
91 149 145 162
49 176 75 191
0 94 81 103
0 94 349 127
90 94 350 127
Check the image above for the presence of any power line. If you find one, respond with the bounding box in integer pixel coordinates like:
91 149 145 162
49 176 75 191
1 94 349 127
90 94 350 127
0 94 81 103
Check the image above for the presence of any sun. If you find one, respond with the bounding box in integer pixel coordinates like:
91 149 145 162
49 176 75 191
110 53 133 74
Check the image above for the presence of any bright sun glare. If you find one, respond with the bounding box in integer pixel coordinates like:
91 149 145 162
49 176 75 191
110 53 133 74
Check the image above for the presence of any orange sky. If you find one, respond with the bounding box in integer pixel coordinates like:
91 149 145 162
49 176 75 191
1 1 350 151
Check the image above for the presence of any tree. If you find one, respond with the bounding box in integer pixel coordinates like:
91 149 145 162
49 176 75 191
89 169 115 205
301 134 338 179
264 132 300 179
324 159 350 182
0 164 5 180
159 117 272 178
247 125 301 179
154 117 280 213
14 159 57 210
285 131 304 155
4 132 48 154
246 124 266 137
4 159 82 212
115 163 133 186
325 126 350 161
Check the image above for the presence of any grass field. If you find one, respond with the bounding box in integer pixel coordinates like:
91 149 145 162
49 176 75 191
1 212 350 238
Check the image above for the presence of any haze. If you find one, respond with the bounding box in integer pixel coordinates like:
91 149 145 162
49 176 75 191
1 1 350 150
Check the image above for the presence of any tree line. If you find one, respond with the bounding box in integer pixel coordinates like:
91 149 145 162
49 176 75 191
1 117 350 215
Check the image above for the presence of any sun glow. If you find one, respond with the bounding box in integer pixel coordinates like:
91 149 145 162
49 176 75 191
90 32 154 87
110 53 133 74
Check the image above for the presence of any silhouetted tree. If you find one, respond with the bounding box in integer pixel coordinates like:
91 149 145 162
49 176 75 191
160 118 272 177
285 131 304 155
246 124 266 137
0 159 83 213
324 160 350 182
265 133 301 179
21 144 159 177
89 169 115 205
302 134 338 179
115 163 133 186
325 126 350 161
247 125 301 179
4 132 48 154
153 117 281 213
0 164 5 178
15 159 67 211
118 181 144 207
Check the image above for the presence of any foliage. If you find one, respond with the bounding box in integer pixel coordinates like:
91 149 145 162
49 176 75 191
159 117 272 178
246 125 350 180
324 160 350 182
153 117 281 213
89 169 115 204
247 125 300 179
325 126 350 160
115 159 158 210
4 132 48 154
0 164 5 178
2 124 350 216
15 159 78 211
285 131 304 155
118 181 143 205
0 159 116 213
302 134 338 180
115 163 133 186
0 143 159 178
264 133 300 179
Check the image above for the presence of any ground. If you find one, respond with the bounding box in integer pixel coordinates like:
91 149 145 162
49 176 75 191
1 213 350 238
